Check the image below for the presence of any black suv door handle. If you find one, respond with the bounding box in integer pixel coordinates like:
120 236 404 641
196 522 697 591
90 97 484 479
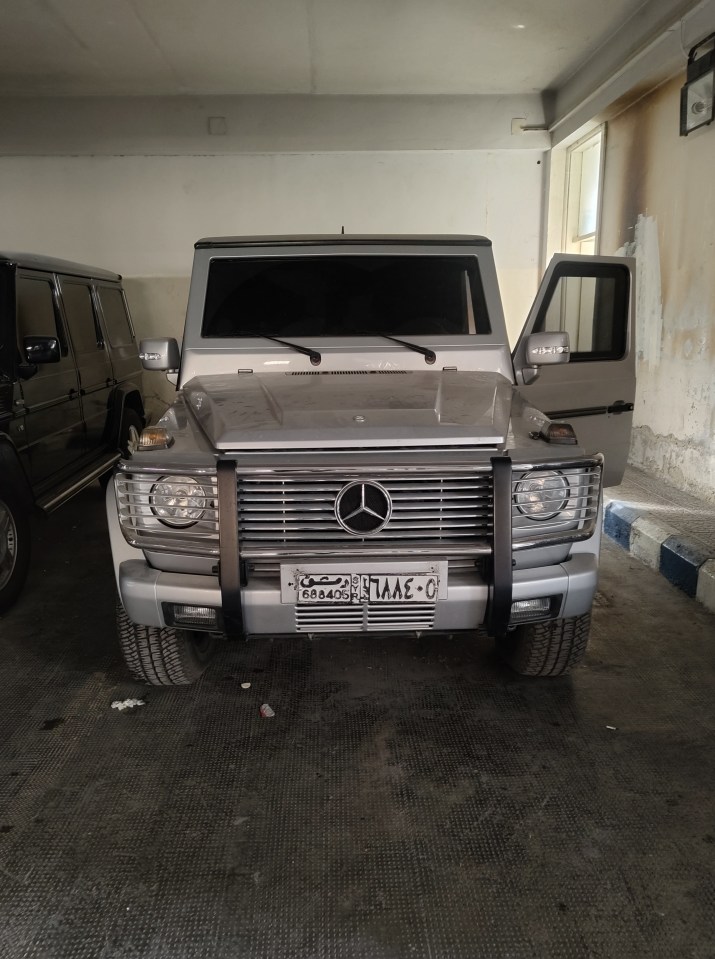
106 377 113 388
68 388 77 398
607 401 634 415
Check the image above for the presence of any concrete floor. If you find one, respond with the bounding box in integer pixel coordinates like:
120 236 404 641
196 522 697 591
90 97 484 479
0 485 713 959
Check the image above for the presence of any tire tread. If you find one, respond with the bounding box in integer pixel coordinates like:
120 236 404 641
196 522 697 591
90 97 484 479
116 603 214 686
500 612 592 677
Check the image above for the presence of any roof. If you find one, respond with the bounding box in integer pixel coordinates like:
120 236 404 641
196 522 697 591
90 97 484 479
195 234 492 249
0 252 121 282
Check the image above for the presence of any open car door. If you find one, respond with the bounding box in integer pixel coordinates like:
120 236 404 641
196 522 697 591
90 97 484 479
512 254 636 488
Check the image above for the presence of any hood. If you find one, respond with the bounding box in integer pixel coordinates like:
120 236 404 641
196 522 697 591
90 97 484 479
182 370 514 450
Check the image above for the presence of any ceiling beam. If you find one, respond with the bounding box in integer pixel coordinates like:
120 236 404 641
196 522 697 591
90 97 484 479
547 0 715 144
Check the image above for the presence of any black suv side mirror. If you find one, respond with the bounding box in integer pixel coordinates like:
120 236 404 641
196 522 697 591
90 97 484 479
23 335 61 365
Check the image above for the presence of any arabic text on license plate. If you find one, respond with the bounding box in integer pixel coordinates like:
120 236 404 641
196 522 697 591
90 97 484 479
362 574 438 603
296 574 352 604
295 573 439 604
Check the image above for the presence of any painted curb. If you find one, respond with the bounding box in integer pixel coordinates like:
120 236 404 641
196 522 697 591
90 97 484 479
603 502 643 550
603 502 715 614
696 559 715 612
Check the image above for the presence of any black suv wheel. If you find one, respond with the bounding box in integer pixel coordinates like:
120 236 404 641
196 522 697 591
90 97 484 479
0 485 31 614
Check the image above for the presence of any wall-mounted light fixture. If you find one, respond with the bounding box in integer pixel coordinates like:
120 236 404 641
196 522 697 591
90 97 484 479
680 33 715 136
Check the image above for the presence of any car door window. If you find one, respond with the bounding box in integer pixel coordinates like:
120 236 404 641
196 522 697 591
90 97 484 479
97 287 134 347
61 282 102 355
533 264 630 361
16 277 72 374
16 274 86 478
60 278 114 453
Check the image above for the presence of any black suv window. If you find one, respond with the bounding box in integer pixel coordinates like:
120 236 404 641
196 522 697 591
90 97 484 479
17 276 59 343
61 282 103 354
98 287 134 347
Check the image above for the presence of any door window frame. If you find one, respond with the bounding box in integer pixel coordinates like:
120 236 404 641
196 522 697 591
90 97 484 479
531 261 631 362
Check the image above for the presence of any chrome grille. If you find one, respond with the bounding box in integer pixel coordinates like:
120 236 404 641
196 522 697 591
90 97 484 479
237 471 493 555
295 602 436 632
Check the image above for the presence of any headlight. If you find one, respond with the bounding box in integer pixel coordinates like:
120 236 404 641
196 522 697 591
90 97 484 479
150 475 213 528
514 470 569 521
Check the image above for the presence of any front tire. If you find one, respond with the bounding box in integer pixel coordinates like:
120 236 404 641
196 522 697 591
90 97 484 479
0 486 31 614
116 602 216 685
498 612 592 677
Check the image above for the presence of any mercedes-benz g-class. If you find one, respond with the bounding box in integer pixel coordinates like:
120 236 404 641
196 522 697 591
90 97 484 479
106 235 634 684
1 252 145 611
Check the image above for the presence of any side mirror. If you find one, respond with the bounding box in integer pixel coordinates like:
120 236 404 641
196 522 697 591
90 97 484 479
139 337 181 372
24 335 61 364
525 331 570 366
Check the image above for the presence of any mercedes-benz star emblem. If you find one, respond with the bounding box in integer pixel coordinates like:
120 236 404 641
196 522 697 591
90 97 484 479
335 481 392 536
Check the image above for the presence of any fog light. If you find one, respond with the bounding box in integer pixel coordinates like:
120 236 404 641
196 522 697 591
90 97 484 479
165 604 220 630
510 597 552 624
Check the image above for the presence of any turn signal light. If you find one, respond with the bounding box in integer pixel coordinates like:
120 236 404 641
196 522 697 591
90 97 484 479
138 427 174 450
540 423 577 445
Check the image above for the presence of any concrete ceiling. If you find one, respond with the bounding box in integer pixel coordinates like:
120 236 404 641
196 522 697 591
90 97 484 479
0 0 678 97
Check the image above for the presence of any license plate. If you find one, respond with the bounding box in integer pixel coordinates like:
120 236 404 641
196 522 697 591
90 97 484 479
288 571 441 605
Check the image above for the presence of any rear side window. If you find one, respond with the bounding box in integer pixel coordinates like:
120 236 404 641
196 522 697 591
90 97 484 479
61 282 102 354
202 255 491 338
98 287 134 347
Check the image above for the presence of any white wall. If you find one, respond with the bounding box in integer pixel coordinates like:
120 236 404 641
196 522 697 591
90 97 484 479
600 76 715 503
0 95 546 408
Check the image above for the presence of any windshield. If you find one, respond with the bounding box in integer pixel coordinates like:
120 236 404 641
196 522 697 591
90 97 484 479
201 255 491 338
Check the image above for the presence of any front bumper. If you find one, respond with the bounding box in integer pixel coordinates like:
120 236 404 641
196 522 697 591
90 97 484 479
117 553 599 634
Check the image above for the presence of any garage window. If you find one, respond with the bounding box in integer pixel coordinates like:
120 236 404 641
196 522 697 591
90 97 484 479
202 255 491 337
564 128 605 255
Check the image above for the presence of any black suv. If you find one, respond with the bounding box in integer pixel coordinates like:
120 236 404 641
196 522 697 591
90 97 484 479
0 253 146 611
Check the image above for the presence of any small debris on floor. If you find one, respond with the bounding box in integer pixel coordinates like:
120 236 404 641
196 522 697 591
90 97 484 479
41 717 65 731
111 698 146 712
241 682 251 689
259 703 275 718
606 725 617 731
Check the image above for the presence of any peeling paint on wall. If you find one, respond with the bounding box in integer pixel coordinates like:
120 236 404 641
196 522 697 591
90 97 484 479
601 76 715 504
617 214 663 369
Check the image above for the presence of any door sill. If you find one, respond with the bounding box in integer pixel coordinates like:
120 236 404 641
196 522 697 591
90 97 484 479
37 453 121 513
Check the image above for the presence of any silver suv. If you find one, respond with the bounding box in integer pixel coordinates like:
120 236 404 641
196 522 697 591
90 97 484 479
106 235 635 685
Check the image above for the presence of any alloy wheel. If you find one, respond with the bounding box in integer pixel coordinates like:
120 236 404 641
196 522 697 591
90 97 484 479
0 500 18 591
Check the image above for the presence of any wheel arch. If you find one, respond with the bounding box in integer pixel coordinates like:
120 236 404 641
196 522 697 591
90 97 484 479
104 383 146 449
0 435 33 507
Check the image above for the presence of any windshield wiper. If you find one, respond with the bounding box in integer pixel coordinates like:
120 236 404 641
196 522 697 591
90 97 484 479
363 333 436 365
255 335 321 366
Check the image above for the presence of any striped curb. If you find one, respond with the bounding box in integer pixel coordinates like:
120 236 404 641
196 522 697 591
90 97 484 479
602 500 715 614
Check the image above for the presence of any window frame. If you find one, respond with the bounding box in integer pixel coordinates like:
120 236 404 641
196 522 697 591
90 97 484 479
200 254 492 339
563 126 606 256
531 261 630 362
